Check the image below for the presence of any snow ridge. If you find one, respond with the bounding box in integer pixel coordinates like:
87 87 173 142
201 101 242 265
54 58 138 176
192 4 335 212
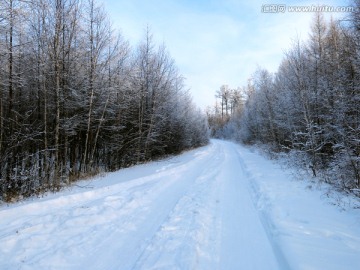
1 140 360 270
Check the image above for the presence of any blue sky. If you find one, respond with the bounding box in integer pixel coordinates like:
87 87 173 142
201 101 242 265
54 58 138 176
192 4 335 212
101 0 349 109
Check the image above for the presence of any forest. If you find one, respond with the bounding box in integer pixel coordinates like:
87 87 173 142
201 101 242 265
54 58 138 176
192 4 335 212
0 0 209 201
209 6 360 195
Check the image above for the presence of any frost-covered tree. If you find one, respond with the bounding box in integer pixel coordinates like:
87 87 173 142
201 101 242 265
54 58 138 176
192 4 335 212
216 8 360 194
0 0 208 201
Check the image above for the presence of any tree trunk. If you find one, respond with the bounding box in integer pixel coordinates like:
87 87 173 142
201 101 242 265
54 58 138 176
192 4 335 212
54 0 62 189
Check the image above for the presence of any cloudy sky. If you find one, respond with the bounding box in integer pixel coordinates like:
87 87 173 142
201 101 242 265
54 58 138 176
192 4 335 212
101 0 350 109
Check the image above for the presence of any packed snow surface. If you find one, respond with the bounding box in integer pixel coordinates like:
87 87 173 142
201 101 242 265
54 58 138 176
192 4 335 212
1 140 360 269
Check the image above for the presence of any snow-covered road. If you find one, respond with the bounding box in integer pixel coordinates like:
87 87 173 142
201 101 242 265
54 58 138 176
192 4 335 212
1 140 360 270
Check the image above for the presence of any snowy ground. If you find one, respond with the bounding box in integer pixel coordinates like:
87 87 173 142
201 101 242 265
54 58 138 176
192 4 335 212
1 140 360 270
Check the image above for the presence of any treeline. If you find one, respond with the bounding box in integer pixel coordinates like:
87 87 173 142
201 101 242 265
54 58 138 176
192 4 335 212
0 0 208 201
207 84 244 138
210 8 360 194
